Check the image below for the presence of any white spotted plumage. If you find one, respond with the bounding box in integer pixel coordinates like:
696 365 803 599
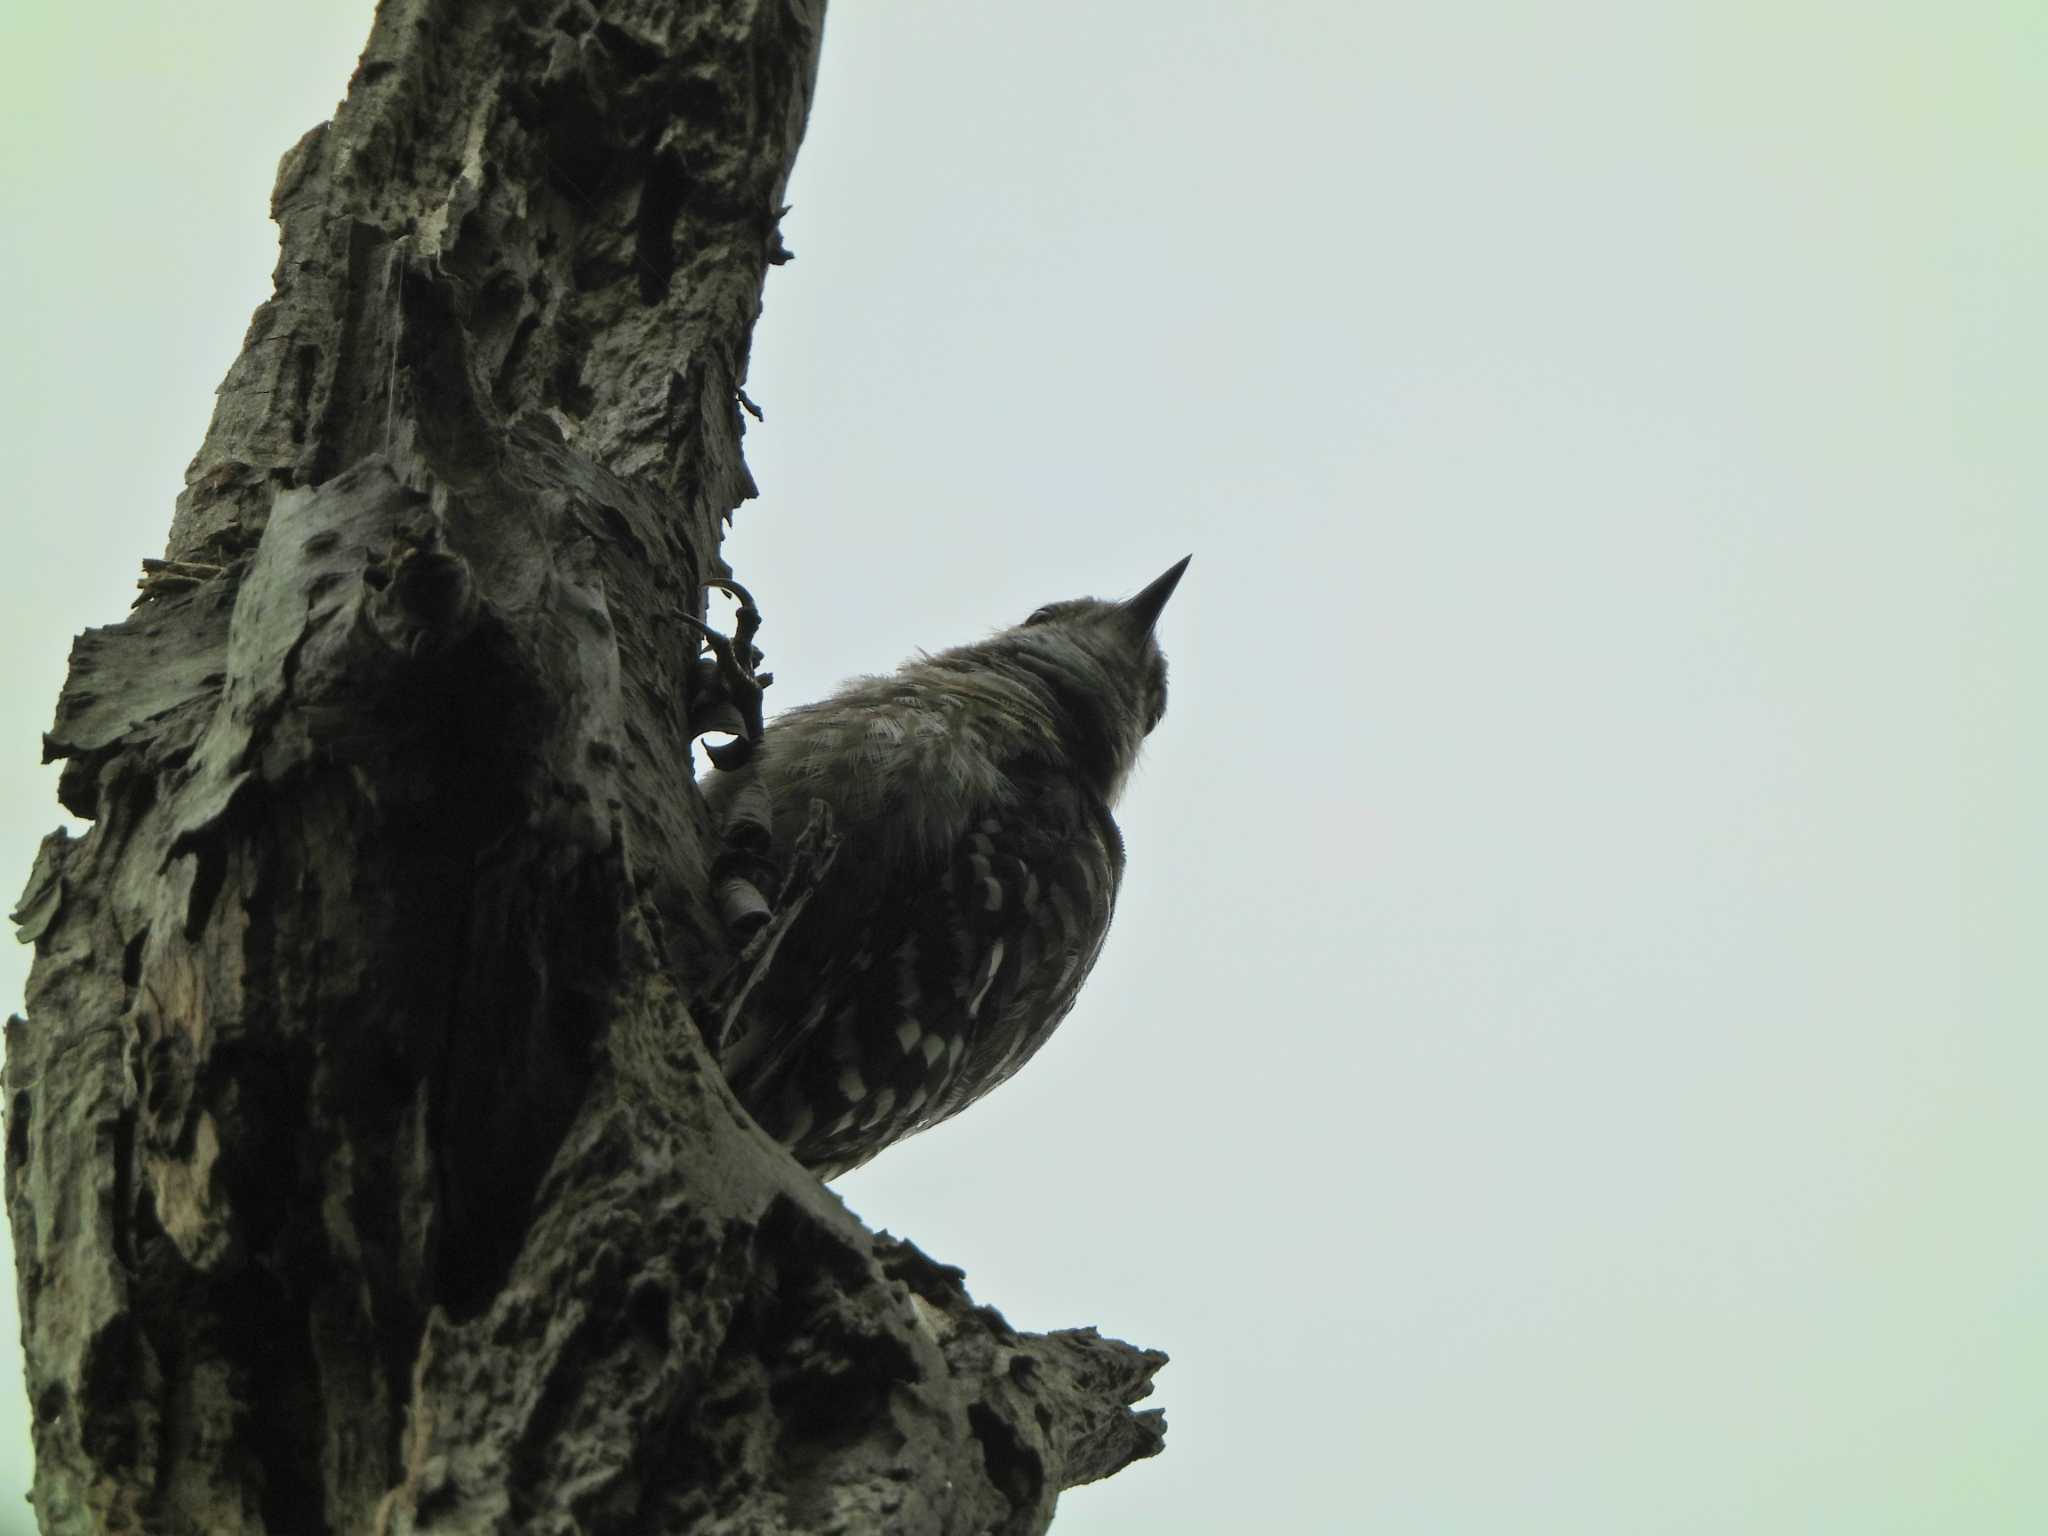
707 559 1187 1177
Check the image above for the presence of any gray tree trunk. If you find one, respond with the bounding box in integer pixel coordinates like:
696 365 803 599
6 3 1165 1531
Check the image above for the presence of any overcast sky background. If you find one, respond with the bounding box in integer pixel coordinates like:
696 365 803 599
3 3 2042 1533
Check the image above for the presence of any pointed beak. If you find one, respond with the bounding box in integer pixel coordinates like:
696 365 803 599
1119 555 1191 635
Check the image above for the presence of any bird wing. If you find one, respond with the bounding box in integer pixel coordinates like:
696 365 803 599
720 771 1125 1176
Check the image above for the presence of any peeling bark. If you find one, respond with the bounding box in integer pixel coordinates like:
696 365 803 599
8 3 1165 1531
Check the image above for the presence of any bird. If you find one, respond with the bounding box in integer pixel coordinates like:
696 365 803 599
704 557 1188 1178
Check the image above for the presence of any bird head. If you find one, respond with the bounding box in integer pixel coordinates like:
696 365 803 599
952 556 1190 804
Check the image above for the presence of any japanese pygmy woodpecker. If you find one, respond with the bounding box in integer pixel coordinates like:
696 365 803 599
707 557 1189 1178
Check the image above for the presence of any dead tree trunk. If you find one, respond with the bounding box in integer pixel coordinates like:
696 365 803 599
6 3 1165 1531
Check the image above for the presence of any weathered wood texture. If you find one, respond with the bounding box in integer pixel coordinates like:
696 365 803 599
8 3 1165 1531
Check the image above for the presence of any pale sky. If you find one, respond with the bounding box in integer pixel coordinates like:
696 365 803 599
3 4 2042 1533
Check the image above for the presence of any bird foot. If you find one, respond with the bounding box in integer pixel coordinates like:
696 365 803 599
683 575 773 770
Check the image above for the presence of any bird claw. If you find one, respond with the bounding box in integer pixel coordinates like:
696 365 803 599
684 576 770 769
